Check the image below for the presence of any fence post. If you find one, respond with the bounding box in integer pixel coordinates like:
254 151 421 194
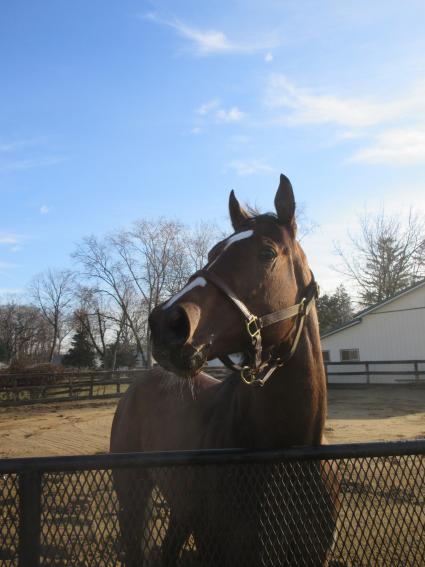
89 374 94 399
414 361 419 382
365 362 370 385
19 470 41 567
14 375 18 403
117 371 121 395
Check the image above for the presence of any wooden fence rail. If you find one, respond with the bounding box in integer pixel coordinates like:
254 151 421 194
0 367 230 407
1 361 424 406
324 359 425 385
0 369 140 406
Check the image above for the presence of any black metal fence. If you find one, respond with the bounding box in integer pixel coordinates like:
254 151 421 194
1 440 424 566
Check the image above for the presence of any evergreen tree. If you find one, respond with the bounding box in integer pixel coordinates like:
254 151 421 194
62 328 96 368
104 341 137 369
0 341 7 363
316 285 353 334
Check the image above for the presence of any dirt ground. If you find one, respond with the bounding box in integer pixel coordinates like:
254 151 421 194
0 386 424 459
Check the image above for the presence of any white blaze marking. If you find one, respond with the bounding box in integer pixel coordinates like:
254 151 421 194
208 229 253 269
163 276 207 310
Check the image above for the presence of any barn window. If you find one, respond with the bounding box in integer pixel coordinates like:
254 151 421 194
322 350 330 362
340 348 360 362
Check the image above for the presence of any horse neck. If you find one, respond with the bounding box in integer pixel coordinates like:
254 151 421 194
235 309 327 449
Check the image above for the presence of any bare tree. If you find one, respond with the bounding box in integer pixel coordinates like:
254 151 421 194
187 221 223 271
111 218 192 367
73 286 128 369
295 202 318 241
74 287 109 366
335 209 425 306
0 301 53 364
29 269 75 362
73 236 148 365
74 219 221 368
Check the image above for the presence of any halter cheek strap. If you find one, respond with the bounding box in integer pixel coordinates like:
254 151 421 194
192 269 319 387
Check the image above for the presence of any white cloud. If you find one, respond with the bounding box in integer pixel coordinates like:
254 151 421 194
265 74 425 165
266 74 425 129
264 52 273 63
228 159 273 176
40 205 50 214
0 233 20 245
0 157 63 172
172 22 234 54
0 233 25 253
146 14 279 55
350 128 425 165
0 138 43 153
197 100 219 115
0 142 24 153
0 261 17 273
216 107 245 123
193 101 245 132
228 135 250 145
0 287 22 295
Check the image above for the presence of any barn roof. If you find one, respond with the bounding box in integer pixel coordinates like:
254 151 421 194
320 277 425 339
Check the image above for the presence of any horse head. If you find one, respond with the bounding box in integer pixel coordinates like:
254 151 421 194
149 174 316 380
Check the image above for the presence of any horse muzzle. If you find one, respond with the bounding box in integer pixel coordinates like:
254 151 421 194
149 303 208 378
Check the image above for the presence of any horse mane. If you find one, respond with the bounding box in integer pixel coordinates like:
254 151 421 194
240 210 278 226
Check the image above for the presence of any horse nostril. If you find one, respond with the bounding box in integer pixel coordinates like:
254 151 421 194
166 306 190 346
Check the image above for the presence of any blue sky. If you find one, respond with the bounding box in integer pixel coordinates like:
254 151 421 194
1 0 425 297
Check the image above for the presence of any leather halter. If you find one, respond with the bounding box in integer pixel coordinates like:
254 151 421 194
192 268 319 387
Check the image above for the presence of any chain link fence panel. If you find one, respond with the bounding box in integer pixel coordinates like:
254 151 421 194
1 442 424 566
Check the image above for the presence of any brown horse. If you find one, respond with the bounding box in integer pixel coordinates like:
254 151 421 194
111 174 338 566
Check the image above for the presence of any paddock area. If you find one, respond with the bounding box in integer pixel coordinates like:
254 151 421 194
0 385 424 458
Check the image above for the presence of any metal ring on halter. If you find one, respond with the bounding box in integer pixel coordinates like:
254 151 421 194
240 367 259 385
193 267 319 386
246 316 261 338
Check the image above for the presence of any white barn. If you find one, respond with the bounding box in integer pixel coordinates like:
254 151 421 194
321 279 425 384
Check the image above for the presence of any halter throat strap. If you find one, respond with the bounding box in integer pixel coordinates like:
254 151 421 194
193 269 319 386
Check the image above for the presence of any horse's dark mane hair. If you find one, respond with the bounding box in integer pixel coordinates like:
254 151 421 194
241 211 279 227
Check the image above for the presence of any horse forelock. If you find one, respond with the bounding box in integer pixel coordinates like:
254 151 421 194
208 212 295 261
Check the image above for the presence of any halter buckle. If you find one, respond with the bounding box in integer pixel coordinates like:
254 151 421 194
240 366 259 385
246 316 261 338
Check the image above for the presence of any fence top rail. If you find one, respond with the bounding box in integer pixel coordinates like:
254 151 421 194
324 359 425 366
0 369 149 380
1 362 425 380
0 439 424 474
326 370 425 375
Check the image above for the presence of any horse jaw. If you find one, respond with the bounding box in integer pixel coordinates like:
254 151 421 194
152 342 209 379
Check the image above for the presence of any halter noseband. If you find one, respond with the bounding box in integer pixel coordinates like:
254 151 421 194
192 268 319 387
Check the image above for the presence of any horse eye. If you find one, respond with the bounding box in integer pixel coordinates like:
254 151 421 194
259 247 277 262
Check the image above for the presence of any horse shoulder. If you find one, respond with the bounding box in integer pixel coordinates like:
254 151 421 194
193 371 222 391
110 367 169 453
110 368 223 453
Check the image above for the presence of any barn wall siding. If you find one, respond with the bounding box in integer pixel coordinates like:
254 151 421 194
321 284 425 364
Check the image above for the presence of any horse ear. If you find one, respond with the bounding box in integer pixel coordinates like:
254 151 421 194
274 174 296 233
229 190 251 230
